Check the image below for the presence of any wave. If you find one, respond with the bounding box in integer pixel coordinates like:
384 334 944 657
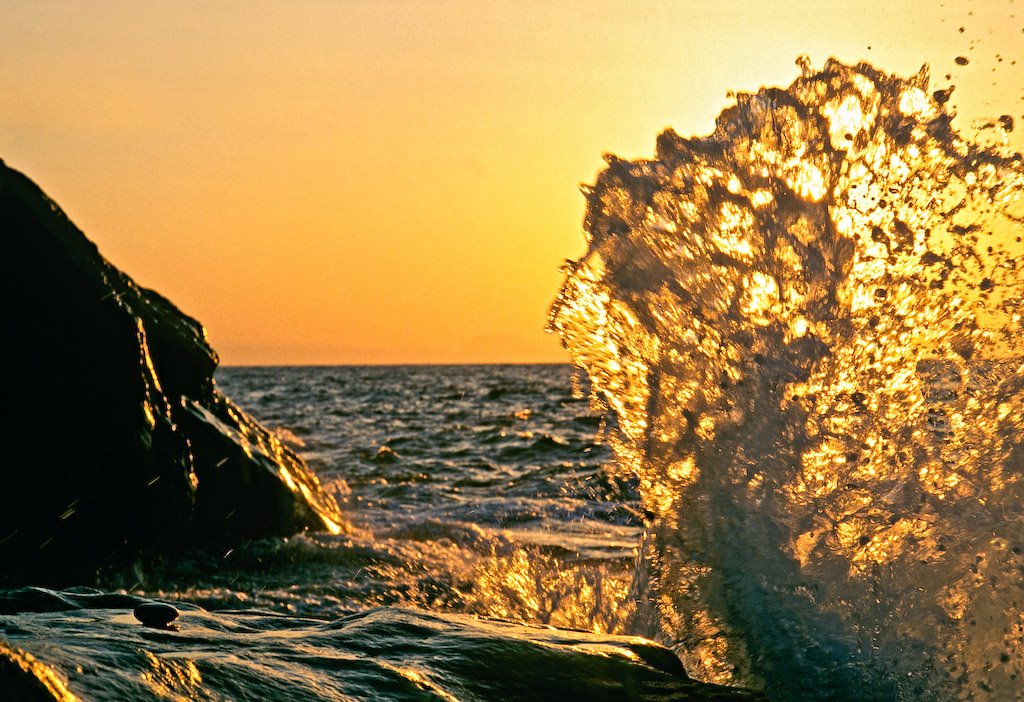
551 58 1024 700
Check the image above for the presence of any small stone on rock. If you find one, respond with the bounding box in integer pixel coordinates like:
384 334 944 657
134 602 179 628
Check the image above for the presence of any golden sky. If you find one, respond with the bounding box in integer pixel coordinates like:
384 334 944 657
3 1 1023 365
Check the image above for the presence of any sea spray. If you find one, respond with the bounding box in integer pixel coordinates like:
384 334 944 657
550 58 1024 699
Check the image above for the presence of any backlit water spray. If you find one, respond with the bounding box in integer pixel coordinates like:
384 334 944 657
550 59 1024 699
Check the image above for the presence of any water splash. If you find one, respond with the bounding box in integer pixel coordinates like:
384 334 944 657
551 58 1024 700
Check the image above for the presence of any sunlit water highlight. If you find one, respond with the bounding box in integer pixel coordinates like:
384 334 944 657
550 59 1024 699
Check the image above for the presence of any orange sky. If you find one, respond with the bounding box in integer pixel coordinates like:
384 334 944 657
3 1 1023 365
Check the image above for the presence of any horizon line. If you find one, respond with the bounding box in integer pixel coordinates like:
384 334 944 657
218 360 573 369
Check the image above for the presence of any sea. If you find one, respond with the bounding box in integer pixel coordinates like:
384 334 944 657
5 58 1024 701
3 365 704 702
189 363 639 632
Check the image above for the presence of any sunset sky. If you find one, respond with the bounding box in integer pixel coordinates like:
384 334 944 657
3 1 1023 365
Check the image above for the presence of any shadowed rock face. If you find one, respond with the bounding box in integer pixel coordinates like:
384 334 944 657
0 160 343 582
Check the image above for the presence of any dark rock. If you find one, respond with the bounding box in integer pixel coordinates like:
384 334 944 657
0 161 344 582
133 602 179 628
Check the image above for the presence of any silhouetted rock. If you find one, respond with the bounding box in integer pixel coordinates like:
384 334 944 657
0 160 343 582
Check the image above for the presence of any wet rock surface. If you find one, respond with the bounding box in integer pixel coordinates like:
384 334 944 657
0 160 343 582
0 588 766 701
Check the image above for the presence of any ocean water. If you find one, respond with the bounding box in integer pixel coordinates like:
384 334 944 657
170 363 642 633
8 368 737 702
6 365 722 701
7 58 1024 701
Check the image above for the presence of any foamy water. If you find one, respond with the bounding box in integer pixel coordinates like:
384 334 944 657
551 59 1024 699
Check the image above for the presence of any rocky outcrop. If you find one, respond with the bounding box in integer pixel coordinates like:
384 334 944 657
0 160 343 582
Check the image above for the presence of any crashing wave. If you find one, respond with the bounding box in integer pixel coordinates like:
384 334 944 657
551 58 1024 700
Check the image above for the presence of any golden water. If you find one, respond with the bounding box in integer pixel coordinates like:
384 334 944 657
551 58 1024 699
